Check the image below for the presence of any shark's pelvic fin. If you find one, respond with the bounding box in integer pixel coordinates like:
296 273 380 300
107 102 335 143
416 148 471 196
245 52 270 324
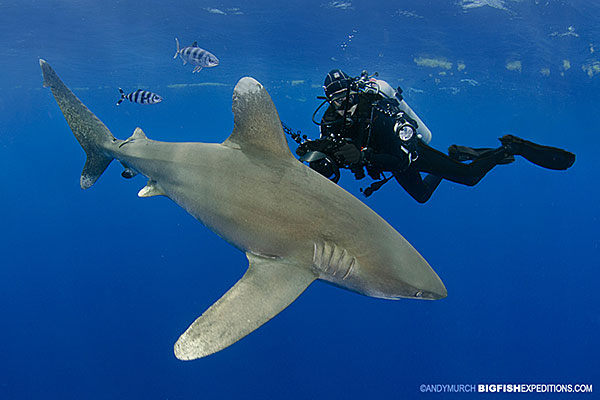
138 180 166 198
174 253 317 360
223 77 294 159
39 59 115 189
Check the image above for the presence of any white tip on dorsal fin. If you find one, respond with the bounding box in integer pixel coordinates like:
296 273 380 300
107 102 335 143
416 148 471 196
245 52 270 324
138 180 165 198
223 77 294 159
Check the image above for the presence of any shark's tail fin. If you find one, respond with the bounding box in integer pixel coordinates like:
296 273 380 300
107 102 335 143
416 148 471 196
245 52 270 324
39 59 116 189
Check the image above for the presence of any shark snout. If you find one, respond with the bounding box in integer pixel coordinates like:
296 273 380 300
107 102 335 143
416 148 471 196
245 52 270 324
414 271 447 300
420 285 447 300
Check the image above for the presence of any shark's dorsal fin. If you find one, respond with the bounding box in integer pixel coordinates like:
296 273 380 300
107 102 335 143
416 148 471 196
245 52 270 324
174 252 317 360
223 77 294 159
191 41 198 47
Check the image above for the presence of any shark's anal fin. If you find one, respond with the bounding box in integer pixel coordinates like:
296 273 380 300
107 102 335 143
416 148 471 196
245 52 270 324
174 253 317 360
138 180 165 197
223 77 294 159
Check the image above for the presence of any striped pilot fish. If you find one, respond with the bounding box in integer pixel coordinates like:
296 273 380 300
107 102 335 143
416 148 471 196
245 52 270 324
173 38 219 73
116 88 163 106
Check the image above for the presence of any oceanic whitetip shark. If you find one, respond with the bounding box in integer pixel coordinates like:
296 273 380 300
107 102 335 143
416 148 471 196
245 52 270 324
39 59 447 360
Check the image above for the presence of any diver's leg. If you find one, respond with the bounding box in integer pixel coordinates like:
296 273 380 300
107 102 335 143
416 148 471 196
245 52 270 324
448 145 515 165
415 142 509 186
422 173 443 198
394 168 443 203
500 135 575 170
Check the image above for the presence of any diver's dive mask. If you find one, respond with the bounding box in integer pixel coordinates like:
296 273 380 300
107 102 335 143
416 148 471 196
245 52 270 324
329 90 358 115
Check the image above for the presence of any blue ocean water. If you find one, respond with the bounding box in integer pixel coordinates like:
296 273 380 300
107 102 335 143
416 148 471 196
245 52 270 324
1 0 598 398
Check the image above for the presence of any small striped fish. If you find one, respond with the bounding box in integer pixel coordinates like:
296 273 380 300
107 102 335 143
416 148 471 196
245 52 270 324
173 38 219 73
116 88 163 106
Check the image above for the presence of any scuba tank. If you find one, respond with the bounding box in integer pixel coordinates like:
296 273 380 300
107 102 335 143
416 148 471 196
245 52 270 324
360 76 433 144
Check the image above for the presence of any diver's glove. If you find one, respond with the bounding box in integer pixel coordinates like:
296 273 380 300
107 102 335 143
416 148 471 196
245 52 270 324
334 143 362 164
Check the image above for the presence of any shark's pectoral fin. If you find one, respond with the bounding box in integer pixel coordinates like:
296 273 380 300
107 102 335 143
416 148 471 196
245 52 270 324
223 77 294 160
174 253 317 360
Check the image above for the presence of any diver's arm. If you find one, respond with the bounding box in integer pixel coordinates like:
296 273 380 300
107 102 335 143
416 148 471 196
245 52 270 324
319 106 342 138
334 143 362 164
370 153 402 171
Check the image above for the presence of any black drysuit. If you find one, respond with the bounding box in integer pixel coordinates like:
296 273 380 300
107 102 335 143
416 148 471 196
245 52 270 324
319 96 574 203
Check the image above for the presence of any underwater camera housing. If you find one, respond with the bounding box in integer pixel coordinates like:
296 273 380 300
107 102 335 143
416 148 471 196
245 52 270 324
300 151 341 183
296 137 345 183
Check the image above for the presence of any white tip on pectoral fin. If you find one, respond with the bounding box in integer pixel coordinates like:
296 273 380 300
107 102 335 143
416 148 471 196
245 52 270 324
138 180 165 197
174 253 317 360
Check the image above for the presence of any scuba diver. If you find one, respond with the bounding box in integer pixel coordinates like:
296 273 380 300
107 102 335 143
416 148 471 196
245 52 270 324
293 69 575 203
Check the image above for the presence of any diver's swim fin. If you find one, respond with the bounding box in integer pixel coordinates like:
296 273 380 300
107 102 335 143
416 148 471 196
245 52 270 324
448 145 515 165
500 135 575 170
